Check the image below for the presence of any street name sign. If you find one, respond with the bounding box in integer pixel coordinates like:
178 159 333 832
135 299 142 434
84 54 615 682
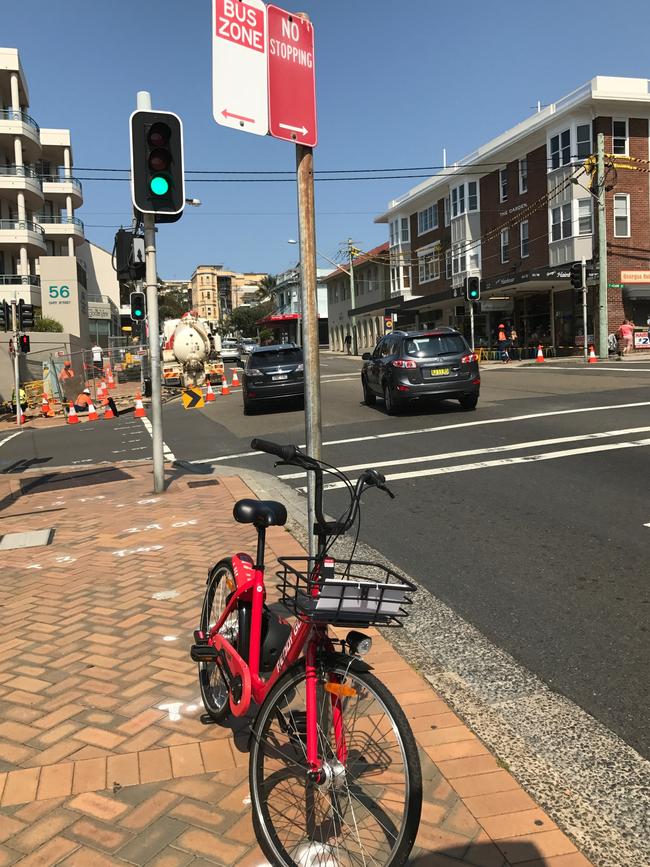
182 387 205 409
213 0 269 136
267 5 317 146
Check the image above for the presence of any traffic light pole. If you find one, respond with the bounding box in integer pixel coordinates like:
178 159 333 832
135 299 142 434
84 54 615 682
581 257 588 364
469 302 475 351
11 294 20 426
597 133 608 359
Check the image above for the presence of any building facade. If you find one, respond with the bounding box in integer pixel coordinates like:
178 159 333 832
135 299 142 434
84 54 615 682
259 266 329 344
0 47 86 325
190 265 267 330
376 76 650 352
325 243 393 353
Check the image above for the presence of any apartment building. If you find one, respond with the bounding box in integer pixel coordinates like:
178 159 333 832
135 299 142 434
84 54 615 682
0 47 86 334
259 266 329 344
190 264 267 329
376 76 650 351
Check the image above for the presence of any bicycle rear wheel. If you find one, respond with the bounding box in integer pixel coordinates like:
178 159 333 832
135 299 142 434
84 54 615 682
198 559 238 721
249 659 422 867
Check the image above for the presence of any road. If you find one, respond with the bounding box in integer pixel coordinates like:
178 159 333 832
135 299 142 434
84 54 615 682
2 352 650 758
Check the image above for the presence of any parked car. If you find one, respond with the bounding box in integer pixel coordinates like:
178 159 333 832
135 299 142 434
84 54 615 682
361 328 480 414
242 344 304 414
238 338 258 356
220 339 241 363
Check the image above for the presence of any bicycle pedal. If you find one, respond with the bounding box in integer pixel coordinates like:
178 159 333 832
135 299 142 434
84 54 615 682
193 630 208 645
190 644 217 663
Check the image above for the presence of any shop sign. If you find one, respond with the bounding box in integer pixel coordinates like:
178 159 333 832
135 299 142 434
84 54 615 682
621 270 650 284
634 332 650 348
88 302 111 320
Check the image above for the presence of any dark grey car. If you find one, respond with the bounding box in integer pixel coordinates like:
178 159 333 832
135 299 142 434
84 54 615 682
361 328 480 414
242 344 304 414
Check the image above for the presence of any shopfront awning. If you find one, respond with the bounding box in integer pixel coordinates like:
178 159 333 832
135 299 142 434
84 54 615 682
623 285 650 300
257 313 300 324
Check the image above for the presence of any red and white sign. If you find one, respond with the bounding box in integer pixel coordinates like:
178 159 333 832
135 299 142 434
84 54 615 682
267 5 317 147
213 0 269 136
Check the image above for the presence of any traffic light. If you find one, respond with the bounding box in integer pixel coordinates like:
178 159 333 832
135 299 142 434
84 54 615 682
130 291 146 322
130 110 185 221
465 276 480 302
570 262 583 289
0 300 9 332
114 229 146 282
19 334 30 353
18 300 34 330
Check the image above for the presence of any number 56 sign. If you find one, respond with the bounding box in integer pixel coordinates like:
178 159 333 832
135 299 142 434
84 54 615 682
48 284 71 304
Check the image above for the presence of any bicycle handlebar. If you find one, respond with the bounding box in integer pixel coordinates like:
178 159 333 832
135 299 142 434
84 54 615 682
251 438 299 464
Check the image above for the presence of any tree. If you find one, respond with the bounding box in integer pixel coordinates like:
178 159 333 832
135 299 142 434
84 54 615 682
226 301 274 337
256 274 277 302
158 287 190 321
33 315 63 332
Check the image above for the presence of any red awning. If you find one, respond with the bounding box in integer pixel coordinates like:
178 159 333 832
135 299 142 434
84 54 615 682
257 313 300 324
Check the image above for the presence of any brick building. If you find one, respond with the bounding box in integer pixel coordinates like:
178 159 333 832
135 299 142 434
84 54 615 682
376 76 650 353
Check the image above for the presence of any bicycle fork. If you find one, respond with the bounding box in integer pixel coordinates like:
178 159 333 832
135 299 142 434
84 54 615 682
305 639 349 786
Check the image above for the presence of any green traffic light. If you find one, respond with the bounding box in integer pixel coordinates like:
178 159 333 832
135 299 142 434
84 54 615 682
150 175 169 196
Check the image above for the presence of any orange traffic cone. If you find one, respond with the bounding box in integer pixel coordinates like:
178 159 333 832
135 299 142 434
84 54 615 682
102 398 115 420
221 377 230 396
87 401 99 421
107 370 116 390
588 344 598 364
17 406 26 425
67 402 80 424
231 369 240 387
535 344 545 363
205 381 216 402
41 393 52 417
134 392 146 418
96 381 105 399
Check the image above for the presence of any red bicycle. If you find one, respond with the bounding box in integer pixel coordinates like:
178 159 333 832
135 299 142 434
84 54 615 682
191 439 422 867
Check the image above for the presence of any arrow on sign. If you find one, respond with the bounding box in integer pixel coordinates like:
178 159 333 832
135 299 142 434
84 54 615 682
279 122 308 136
182 387 205 410
222 108 255 124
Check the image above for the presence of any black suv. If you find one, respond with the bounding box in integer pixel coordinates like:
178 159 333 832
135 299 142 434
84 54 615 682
242 344 304 414
361 328 480 414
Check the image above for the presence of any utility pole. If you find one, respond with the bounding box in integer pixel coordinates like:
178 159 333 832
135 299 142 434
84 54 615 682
581 256 588 364
347 238 358 355
469 303 475 351
137 90 165 494
296 142 321 558
597 132 608 359
11 294 20 426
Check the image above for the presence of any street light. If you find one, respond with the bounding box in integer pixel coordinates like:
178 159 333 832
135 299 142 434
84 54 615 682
185 197 201 206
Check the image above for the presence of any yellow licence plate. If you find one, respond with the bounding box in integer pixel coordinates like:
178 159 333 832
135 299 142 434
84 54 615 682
430 368 450 376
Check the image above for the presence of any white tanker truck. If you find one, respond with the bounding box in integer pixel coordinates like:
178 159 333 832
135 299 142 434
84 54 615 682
161 312 225 388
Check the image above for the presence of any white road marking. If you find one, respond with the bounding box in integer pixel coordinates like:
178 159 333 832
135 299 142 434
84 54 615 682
298 437 650 492
279 425 650 478
140 417 176 461
0 430 23 449
531 366 650 373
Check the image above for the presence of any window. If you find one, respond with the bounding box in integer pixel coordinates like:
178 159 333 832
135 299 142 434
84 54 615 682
451 187 459 217
417 205 438 234
550 129 571 169
499 168 508 202
613 193 630 237
404 334 467 357
612 119 628 156
578 199 593 235
551 203 572 241
458 184 465 214
520 220 529 257
444 196 450 226
500 228 509 263
418 252 440 283
445 250 452 279
468 181 478 211
577 124 592 159
452 244 466 275
400 217 409 243
518 158 528 194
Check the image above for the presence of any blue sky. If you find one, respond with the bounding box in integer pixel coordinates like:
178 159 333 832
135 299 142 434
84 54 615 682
4 0 650 280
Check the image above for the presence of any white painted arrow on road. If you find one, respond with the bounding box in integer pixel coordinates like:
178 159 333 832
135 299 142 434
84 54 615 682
279 122 308 136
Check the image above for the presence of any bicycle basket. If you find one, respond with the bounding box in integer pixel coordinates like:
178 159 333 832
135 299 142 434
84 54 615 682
277 557 416 627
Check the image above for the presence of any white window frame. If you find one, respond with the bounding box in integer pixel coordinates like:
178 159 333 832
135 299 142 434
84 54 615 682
400 217 409 243
417 205 438 235
612 118 628 157
550 128 571 170
499 168 508 202
613 193 630 237
467 181 479 211
445 249 452 279
550 203 572 241
452 244 466 275
578 198 593 235
444 196 450 226
520 220 529 258
500 228 509 263
417 251 440 284
518 158 528 194
576 123 592 160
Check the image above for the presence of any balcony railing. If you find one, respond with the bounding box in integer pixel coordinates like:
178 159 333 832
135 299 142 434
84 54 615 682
0 273 41 287
0 219 45 236
40 174 82 194
36 214 84 230
0 108 40 132
0 164 40 179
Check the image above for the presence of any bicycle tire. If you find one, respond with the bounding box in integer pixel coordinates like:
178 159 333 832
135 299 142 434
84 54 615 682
198 558 238 722
249 658 422 867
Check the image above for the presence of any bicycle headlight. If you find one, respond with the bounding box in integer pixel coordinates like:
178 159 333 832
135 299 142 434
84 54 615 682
346 630 372 657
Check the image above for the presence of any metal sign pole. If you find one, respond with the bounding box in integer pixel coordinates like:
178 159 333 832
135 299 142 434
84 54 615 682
12 294 20 425
296 143 321 559
581 257 588 363
597 133 608 359
469 302 475 351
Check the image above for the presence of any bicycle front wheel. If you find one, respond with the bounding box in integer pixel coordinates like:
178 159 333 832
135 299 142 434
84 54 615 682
249 660 422 867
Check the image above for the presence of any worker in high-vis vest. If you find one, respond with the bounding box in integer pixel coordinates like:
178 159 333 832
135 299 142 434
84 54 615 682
11 387 27 414
74 388 119 418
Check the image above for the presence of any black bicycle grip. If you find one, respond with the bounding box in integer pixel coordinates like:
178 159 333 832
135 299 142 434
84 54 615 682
251 439 298 463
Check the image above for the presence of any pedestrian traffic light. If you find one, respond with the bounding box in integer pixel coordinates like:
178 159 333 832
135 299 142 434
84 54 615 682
18 300 34 330
129 110 185 221
114 229 146 282
465 276 480 302
0 300 9 332
19 334 30 353
570 262 583 289
130 291 146 322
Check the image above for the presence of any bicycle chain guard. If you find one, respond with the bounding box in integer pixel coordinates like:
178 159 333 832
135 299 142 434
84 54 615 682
212 633 252 717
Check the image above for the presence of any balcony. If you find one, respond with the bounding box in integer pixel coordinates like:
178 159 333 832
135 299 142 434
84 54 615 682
0 219 46 253
0 109 41 160
0 273 41 306
0 164 43 208
41 174 83 207
37 214 85 245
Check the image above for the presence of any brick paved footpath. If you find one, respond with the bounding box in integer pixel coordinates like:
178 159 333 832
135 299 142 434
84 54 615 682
0 464 593 867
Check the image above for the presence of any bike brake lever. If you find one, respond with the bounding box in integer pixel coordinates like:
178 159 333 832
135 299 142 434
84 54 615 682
380 485 396 500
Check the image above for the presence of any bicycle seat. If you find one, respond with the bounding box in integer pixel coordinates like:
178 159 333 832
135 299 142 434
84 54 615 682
233 498 287 528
